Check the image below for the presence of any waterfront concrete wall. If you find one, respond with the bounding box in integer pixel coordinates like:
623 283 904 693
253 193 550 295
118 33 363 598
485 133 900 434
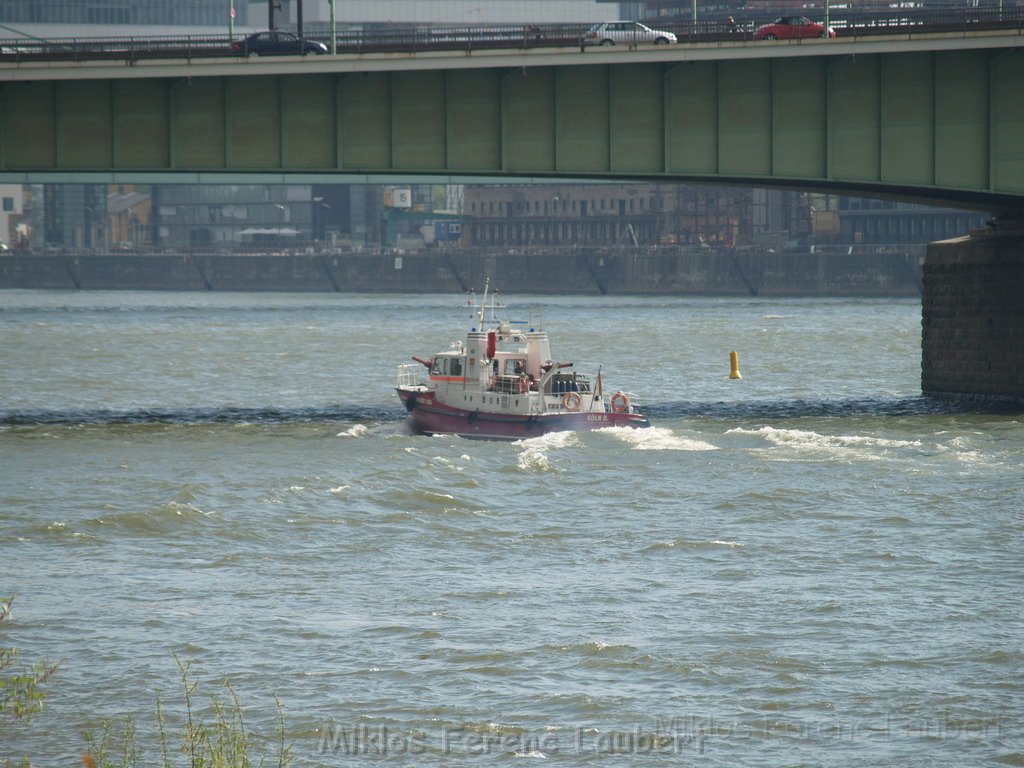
922 228 1024 399
0 249 923 296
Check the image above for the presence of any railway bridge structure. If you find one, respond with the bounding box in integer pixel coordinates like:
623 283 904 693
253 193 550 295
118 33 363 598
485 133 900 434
1 29 1022 397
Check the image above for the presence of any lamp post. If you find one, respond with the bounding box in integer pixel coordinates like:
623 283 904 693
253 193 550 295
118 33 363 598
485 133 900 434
824 0 830 38
313 197 330 242
330 0 336 54
228 0 235 41
691 0 697 28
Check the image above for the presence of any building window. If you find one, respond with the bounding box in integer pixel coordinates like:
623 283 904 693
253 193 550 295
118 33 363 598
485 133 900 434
2 197 13 212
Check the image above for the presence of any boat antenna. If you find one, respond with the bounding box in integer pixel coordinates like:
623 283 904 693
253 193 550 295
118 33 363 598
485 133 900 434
478 278 490 329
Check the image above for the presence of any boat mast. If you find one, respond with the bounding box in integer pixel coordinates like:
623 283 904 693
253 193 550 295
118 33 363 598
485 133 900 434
478 278 490 329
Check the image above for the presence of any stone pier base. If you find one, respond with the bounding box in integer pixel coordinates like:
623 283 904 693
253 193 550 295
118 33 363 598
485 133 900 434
922 222 1024 400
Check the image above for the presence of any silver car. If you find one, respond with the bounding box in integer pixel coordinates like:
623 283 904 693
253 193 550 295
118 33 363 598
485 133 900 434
583 21 678 46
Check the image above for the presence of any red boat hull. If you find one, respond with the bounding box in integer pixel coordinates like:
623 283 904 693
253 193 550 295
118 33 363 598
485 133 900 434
397 388 649 440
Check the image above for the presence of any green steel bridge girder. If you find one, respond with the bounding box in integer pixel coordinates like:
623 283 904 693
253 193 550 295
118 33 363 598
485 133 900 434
1 50 1023 210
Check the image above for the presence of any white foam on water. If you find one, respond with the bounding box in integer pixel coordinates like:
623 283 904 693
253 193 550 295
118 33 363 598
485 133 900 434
515 430 578 472
328 485 350 495
730 425 921 449
605 425 718 451
337 424 369 438
728 426 921 460
421 491 456 502
938 435 990 464
646 538 743 552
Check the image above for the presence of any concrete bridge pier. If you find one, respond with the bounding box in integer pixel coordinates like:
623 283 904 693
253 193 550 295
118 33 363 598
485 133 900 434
922 216 1024 400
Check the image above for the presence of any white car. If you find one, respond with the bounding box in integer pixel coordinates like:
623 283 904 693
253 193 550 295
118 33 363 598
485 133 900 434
583 21 678 46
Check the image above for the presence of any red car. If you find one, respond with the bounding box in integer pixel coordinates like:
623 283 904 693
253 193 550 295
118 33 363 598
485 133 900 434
753 16 836 40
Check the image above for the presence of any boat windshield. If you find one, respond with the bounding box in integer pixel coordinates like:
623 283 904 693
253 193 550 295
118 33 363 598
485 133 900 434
430 355 464 376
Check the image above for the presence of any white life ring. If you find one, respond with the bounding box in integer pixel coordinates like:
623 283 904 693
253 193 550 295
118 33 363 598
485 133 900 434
611 391 629 413
563 391 582 412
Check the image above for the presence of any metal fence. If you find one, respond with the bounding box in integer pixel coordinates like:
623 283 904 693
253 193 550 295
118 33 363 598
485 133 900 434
0 5 1021 63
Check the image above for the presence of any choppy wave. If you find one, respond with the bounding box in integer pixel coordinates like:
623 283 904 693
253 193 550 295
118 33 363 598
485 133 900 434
604 425 718 451
643 395 1024 420
644 538 745 553
0 404 407 426
84 502 216 534
1 395 1021 430
729 426 923 450
514 430 580 472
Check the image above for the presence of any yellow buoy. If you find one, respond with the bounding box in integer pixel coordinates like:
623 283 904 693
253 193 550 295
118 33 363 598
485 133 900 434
729 350 742 380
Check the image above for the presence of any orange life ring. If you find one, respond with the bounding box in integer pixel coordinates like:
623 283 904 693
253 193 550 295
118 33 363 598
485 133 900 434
611 391 629 413
518 376 529 395
563 391 582 412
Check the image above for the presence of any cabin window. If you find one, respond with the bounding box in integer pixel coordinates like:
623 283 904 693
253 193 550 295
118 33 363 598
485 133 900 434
504 359 526 375
450 358 463 377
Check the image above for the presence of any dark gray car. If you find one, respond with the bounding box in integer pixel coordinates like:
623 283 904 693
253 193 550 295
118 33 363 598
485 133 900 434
231 31 328 56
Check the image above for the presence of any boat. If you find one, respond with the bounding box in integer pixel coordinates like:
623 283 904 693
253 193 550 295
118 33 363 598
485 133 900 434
395 282 650 440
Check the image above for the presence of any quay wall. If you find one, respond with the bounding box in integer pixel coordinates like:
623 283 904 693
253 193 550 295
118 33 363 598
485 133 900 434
0 248 923 296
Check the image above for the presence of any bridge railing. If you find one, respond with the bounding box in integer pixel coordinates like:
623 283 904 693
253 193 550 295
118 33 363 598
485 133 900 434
0 7 1021 64
327 23 589 54
658 6 1024 42
0 34 231 63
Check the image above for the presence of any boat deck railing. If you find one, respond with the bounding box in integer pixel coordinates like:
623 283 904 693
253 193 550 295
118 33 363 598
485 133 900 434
396 364 422 388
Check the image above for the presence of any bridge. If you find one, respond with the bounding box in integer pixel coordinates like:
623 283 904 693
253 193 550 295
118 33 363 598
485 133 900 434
0 26 1022 399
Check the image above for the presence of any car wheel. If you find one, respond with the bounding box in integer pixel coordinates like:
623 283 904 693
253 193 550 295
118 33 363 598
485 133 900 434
599 39 615 45
655 37 670 44
764 33 777 40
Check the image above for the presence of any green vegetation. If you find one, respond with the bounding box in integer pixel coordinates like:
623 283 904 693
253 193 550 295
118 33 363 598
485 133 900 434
80 656 293 768
0 596 57 721
3 599 291 768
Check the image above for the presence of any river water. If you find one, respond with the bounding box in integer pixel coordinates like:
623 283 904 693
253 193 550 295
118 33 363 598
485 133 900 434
1 291 1021 766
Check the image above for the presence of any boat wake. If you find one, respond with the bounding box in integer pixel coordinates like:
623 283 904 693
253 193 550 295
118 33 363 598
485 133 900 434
601 425 718 451
515 430 579 472
0 395 1018 428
